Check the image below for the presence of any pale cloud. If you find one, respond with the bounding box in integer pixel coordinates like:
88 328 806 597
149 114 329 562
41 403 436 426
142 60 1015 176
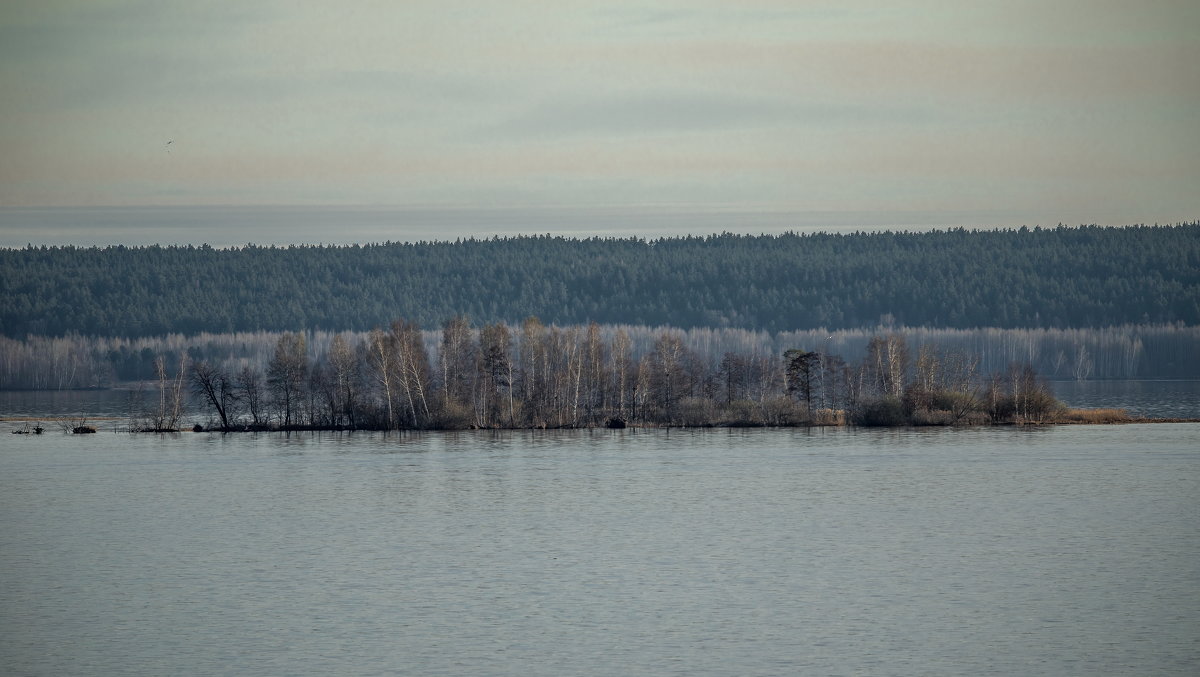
0 0 1196 229
477 92 917 139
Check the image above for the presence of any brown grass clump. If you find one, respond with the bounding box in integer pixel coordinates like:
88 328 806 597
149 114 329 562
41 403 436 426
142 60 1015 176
1056 408 1132 424
812 408 847 426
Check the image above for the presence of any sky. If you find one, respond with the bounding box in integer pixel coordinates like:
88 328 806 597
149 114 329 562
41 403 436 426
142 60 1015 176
1 1 1197 244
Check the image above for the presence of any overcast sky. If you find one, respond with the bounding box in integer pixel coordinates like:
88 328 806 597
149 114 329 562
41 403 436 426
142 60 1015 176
1 1 1197 241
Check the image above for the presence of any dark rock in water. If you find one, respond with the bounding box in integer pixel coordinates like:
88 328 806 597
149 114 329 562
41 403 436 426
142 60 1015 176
193 424 204 433
72 425 97 434
605 417 627 429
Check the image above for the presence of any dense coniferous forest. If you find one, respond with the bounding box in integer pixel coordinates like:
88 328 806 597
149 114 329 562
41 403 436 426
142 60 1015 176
2 224 1197 338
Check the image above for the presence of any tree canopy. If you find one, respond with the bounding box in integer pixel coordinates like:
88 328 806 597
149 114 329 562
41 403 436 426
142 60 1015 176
2 224 1197 338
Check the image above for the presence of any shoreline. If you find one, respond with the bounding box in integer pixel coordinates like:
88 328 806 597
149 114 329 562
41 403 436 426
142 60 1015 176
6 416 1199 434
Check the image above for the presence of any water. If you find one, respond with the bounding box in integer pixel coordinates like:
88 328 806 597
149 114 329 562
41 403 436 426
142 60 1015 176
2 424 1198 676
0 388 141 422
1050 380 1200 419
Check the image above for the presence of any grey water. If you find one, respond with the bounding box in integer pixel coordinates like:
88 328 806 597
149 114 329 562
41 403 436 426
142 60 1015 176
3 422 1199 676
1050 379 1200 419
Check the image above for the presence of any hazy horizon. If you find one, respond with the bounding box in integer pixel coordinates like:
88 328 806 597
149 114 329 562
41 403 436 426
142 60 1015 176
2 204 1190 248
2 1 1197 245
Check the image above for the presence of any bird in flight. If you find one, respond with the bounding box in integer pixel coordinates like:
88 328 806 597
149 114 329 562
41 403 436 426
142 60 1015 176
166 140 173 153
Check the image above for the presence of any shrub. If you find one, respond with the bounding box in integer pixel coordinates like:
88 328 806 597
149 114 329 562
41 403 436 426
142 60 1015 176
856 396 907 426
812 408 846 426
719 399 766 427
431 401 474 430
677 397 717 427
761 396 809 426
911 409 956 426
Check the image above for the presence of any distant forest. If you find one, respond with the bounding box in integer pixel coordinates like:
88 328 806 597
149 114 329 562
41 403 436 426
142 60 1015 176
2 224 1198 338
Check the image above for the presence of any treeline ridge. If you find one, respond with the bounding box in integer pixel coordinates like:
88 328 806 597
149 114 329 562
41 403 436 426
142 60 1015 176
3 224 1198 337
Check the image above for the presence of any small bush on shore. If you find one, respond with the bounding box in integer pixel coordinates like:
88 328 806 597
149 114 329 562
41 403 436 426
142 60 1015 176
812 408 846 426
911 409 957 426
856 396 907 426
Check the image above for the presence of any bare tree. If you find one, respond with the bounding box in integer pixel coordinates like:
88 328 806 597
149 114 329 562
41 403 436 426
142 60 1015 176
366 328 396 429
864 333 909 398
237 365 265 428
191 360 236 430
581 322 607 424
649 332 689 423
821 352 850 411
1073 343 1094 381
147 354 187 431
267 332 308 427
328 333 360 428
393 320 433 428
308 361 337 428
610 329 633 419
440 316 477 411
518 316 548 426
554 326 583 427
478 322 514 427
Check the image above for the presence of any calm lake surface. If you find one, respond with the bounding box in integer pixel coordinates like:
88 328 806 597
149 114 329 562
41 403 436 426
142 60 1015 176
2 389 1199 676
